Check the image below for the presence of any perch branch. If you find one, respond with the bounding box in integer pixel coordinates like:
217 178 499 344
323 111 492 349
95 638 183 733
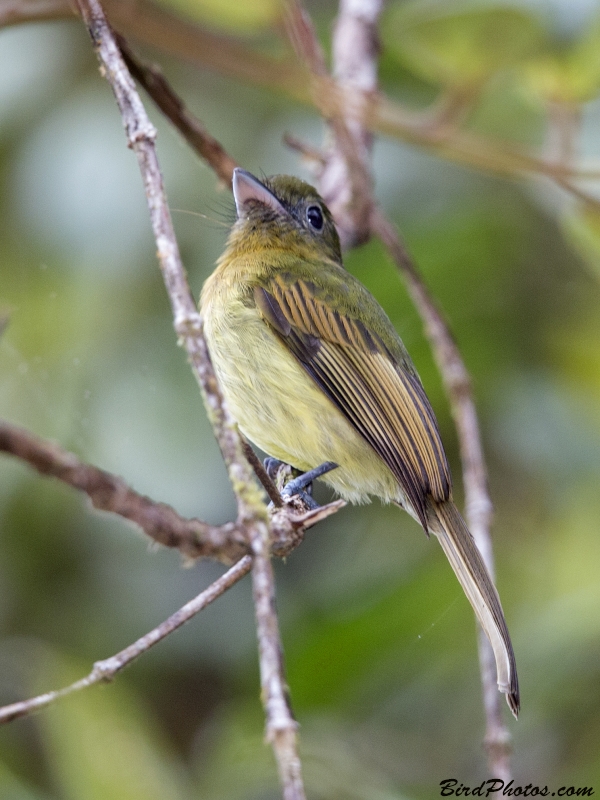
0 420 342 564
0 555 252 724
0 419 246 563
72 2 510 773
72 1 306 796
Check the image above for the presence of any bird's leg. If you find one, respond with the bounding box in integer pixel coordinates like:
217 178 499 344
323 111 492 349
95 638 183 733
283 461 339 495
263 456 338 510
263 457 315 507
262 458 339 509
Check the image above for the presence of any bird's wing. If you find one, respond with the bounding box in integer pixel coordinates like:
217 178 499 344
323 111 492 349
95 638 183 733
254 275 451 528
255 273 520 716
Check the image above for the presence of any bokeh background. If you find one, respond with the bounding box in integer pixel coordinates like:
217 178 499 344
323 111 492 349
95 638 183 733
2 0 600 797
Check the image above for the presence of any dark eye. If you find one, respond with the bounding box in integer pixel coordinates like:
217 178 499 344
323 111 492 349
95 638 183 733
306 204 324 231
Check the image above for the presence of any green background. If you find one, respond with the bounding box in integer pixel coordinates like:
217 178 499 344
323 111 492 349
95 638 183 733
1 0 600 797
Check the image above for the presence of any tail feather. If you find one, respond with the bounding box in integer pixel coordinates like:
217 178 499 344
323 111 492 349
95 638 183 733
429 500 520 717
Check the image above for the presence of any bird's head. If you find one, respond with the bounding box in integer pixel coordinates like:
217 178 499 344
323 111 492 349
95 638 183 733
230 168 342 265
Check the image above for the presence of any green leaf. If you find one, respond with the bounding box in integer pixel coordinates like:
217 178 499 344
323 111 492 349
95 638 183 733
384 1 544 90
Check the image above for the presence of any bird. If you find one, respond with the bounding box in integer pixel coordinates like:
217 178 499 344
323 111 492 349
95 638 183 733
201 167 519 716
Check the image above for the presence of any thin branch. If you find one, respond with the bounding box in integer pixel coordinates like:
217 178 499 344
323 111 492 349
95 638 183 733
117 34 238 188
0 419 342 563
0 555 252 724
73 2 306 796
287 1 512 778
240 437 284 508
250 521 304 799
0 0 70 26
285 1 378 248
0 418 335 554
372 211 512 779
3 0 600 190
0 419 247 563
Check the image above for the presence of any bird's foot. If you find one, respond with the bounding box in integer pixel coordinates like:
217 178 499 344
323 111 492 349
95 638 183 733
282 461 339 496
262 458 339 510
263 457 287 483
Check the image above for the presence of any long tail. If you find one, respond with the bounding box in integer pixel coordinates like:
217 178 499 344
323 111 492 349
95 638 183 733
429 499 520 717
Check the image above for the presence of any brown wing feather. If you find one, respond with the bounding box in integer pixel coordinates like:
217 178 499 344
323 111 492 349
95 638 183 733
254 280 451 528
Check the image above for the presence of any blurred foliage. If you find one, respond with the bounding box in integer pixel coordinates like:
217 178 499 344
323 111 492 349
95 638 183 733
2 0 600 798
159 0 284 32
384 3 545 91
523 15 600 104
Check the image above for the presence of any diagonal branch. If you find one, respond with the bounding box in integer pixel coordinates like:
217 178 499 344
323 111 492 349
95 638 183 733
85 9 512 774
0 419 342 565
72 2 306 796
371 212 511 778
117 34 238 189
0 419 247 563
285 0 513 780
0 555 252 724
3 0 600 197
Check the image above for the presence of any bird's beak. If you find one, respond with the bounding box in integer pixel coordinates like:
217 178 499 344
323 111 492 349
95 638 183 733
232 168 286 220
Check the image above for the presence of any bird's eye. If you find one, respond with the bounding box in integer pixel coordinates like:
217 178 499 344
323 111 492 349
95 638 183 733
306 205 324 231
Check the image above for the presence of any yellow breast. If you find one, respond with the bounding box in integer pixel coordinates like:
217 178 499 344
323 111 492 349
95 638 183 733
200 268 399 504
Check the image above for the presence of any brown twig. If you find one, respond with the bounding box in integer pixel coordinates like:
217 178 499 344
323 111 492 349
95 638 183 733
117 34 238 188
0 0 70 25
0 555 253 724
0 420 342 565
286 0 512 778
285 1 378 248
372 211 511 779
240 437 284 508
3 0 600 190
0 420 248 563
73 1 306 795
